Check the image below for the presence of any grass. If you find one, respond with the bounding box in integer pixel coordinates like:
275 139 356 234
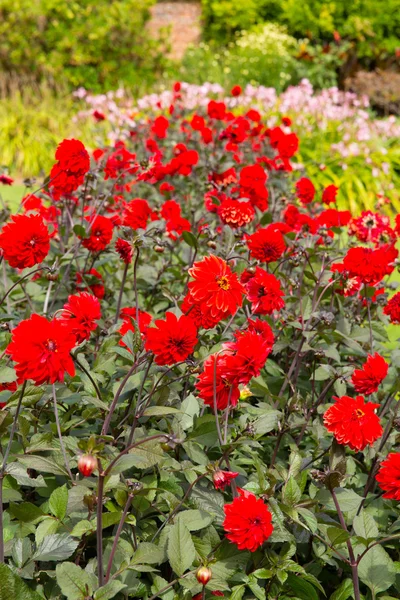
0 184 25 210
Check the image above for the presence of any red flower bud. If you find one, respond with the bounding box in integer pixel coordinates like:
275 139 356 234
78 454 98 477
212 469 239 490
196 566 212 586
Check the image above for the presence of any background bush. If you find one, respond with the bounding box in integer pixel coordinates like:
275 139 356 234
201 0 400 64
0 0 168 91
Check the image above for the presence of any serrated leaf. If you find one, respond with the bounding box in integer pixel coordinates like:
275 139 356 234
56 562 96 600
191 485 225 524
231 585 246 600
167 520 195 576
5 463 46 488
286 573 319 600
35 518 60 544
94 581 127 600
283 477 301 506
328 578 353 600
33 533 79 562
353 510 379 542
49 484 68 521
327 526 350 546
253 409 280 436
175 509 213 531
17 454 69 476
0 564 43 600
0 367 16 384
109 444 164 474
142 406 180 417
8 502 44 523
357 544 396 594
131 542 165 565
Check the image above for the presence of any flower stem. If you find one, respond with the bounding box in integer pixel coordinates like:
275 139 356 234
52 384 74 483
105 492 134 582
114 262 129 325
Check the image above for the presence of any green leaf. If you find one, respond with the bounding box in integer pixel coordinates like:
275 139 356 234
94 581 127 600
167 520 196 576
283 477 302 506
33 533 79 562
357 544 396 594
150 576 174 600
328 578 353 600
49 484 68 521
56 562 97 600
35 518 60 544
5 463 46 488
131 542 165 565
17 454 69 476
0 367 16 384
0 564 43 600
231 585 246 600
109 444 164 474
8 502 44 523
297 507 318 533
191 485 225 524
142 406 180 417
327 526 351 546
182 230 198 249
175 509 213 531
286 573 319 600
253 409 280 436
353 510 379 542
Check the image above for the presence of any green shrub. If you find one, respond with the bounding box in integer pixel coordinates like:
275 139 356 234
179 23 297 92
0 0 168 91
201 0 400 62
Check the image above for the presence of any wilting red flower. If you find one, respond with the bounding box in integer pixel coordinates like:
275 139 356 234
351 353 388 395
145 312 198 365
123 198 152 230
296 178 315 205
384 292 400 323
243 267 285 314
0 174 13 185
196 354 240 410
331 244 398 285
322 184 338 204
213 469 239 490
7 315 76 385
188 255 244 319
223 489 273 552
246 226 286 263
231 85 242 96
323 395 382 451
82 215 113 252
0 214 50 269
115 238 133 264
376 453 400 500
59 292 101 343
218 198 254 228
76 268 105 299
119 307 152 346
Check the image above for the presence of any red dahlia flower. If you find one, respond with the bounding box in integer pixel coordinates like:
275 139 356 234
82 215 114 252
376 453 400 500
59 292 101 343
331 244 398 285
231 85 242 97
223 488 273 552
222 329 271 385
322 184 338 204
246 226 286 263
384 292 400 323
49 139 90 199
213 469 239 490
196 354 240 410
0 214 50 269
188 255 244 319
351 353 388 395
323 395 382 451
119 307 152 347
7 314 76 385
348 211 395 245
151 115 169 139
218 199 254 228
123 198 152 231
243 267 285 314
295 178 315 205
181 293 222 330
145 312 198 365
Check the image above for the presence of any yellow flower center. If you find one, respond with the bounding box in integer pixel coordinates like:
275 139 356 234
217 275 231 291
